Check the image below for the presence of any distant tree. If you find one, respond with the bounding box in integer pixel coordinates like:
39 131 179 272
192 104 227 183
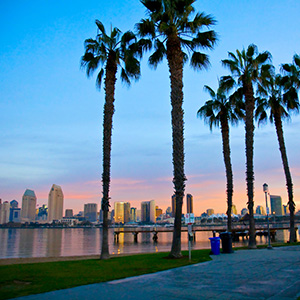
81 20 142 259
198 81 243 232
257 64 299 242
221 44 271 248
137 0 217 258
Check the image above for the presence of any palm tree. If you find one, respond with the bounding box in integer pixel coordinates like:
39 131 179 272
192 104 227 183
221 44 271 248
136 0 217 258
198 82 243 232
81 20 142 259
256 65 299 242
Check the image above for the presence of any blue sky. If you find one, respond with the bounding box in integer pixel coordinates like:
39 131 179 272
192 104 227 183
1 0 300 215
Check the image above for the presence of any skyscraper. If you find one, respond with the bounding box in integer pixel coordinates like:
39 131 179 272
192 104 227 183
141 200 156 223
0 201 10 224
231 204 237 215
48 184 64 222
9 200 21 223
114 202 130 223
270 195 283 216
21 189 37 222
130 207 137 222
84 203 98 222
124 202 130 223
171 194 176 217
256 205 266 215
186 194 193 214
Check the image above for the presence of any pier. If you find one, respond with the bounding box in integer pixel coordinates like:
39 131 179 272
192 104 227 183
113 223 297 243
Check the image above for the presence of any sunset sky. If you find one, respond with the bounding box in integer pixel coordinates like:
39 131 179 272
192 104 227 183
1 0 300 216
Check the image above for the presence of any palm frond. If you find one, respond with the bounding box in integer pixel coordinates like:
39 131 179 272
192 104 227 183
190 52 210 70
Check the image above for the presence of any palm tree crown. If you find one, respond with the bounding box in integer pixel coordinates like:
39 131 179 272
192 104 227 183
137 0 217 69
81 20 141 87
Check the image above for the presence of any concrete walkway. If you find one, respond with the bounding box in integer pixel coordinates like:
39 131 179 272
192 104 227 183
13 246 300 300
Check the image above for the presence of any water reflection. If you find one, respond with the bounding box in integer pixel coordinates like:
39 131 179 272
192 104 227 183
0 227 293 259
46 229 62 257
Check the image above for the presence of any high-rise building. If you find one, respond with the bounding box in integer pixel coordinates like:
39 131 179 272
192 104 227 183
37 204 48 221
84 203 98 222
48 184 64 222
21 189 37 223
141 200 156 223
231 204 237 215
206 209 214 216
0 201 10 224
130 207 137 222
256 205 266 215
124 202 130 223
156 206 163 218
65 209 73 217
283 205 289 215
9 200 21 223
114 202 130 223
186 194 193 214
171 194 176 217
270 195 283 216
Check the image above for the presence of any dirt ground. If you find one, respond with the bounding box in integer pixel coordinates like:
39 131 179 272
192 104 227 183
0 255 100 265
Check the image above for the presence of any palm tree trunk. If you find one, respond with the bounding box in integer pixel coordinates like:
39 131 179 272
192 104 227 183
166 34 185 258
244 83 256 248
100 55 117 260
274 113 296 242
220 118 233 232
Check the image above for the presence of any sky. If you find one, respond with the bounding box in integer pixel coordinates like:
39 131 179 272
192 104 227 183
1 0 300 216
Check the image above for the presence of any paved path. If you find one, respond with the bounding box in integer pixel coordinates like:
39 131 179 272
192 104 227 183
13 246 300 300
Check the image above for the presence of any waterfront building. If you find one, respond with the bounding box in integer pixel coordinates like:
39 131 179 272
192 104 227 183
171 194 176 217
136 209 141 222
241 208 248 216
206 209 214 216
114 202 125 223
124 202 130 223
141 200 156 223
9 200 21 223
36 204 48 222
48 184 64 223
65 209 73 217
231 204 237 215
84 203 98 222
130 207 137 222
283 205 289 215
0 201 10 224
256 205 266 215
166 206 172 217
270 195 283 216
186 194 193 214
156 206 163 218
21 189 37 223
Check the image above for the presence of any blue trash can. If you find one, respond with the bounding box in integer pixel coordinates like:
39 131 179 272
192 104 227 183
209 237 221 255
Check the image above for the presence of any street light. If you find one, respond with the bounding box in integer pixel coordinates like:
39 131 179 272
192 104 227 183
263 183 272 249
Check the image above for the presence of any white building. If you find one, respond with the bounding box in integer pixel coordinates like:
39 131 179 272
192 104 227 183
48 184 64 222
21 189 37 223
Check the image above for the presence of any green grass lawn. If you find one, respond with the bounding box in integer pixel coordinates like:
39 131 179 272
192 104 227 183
0 249 211 300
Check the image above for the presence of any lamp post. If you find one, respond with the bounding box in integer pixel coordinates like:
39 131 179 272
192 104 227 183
263 183 272 249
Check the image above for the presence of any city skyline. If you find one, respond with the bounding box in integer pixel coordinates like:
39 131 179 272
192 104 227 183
1 1 300 216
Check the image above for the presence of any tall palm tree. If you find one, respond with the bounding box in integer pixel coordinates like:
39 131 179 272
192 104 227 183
256 66 299 242
81 20 142 259
136 0 217 258
198 82 243 232
221 44 271 248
